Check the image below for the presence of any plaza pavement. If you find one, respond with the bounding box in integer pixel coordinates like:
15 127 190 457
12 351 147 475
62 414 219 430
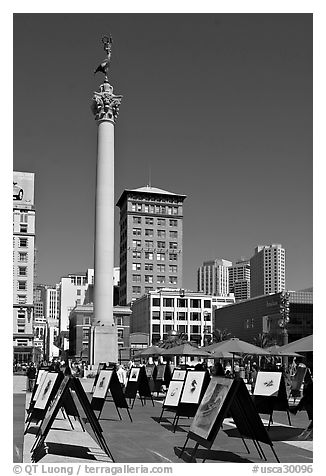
14 374 313 464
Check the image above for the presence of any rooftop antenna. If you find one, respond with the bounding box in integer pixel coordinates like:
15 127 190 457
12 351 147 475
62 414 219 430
148 163 152 188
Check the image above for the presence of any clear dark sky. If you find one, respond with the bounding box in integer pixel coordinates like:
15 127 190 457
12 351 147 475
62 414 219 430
13 13 312 291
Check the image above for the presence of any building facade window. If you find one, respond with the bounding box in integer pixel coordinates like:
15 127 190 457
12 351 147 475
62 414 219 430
157 230 166 238
157 264 165 272
157 253 166 261
145 217 153 225
169 219 177 226
133 216 141 224
145 229 154 237
163 311 173 320
157 241 166 249
18 267 27 276
132 274 141 282
132 251 141 259
19 238 28 247
169 265 177 273
132 263 141 271
145 275 153 283
157 218 166 226
145 252 153 260
18 281 27 290
169 253 177 261
144 263 153 271
132 286 141 294
19 252 28 262
169 276 177 284
133 228 142 236
163 298 174 307
132 240 141 248
157 276 165 284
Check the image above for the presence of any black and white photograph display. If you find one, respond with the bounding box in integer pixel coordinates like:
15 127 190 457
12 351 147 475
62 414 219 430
34 373 59 410
190 377 233 439
180 371 206 404
129 367 140 382
164 380 185 407
253 372 282 397
172 369 187 381
12 9 313 467
93 370 113 399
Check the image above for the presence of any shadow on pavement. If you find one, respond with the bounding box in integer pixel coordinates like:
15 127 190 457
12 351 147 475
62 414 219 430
45 442 98 460
151 416 188 433
224 426 305 441
174 446 253 463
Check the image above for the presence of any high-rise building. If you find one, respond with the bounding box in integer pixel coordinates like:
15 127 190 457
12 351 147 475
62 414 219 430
13 171 36 364
250 244 286 298
197 259 232 296
228 259 251 301
33 284 60 360
116 186 186 305
59 270 94 333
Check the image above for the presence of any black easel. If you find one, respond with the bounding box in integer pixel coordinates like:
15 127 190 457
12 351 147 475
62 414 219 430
91 369 132 422
253 373 292 429
180 378 279 463
31 376 114 463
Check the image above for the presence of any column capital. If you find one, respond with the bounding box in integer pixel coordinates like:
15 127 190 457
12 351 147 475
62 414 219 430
91 82 122 123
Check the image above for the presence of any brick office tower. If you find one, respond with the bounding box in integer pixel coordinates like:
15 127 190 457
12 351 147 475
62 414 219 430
250 244 286 298
116 186 187 305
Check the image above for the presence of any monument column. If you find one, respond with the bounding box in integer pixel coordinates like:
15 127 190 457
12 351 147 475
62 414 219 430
90 36 122 365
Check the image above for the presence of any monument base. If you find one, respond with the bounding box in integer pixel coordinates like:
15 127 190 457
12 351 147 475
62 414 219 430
91 324 118 365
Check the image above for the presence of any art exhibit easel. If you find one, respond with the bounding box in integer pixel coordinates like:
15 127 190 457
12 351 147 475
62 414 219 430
91 368 132 422
180 377 279 463
30 376 114 463
25 371 64 434
91 362 107 393
124 366 154 408
170 370 210 432
145 365 155 392
158 372 186 425
253 372 292 428
153 363 172 396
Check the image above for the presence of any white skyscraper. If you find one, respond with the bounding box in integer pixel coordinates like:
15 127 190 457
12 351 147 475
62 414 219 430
250 244 286 298
13 172 36 363
197 259 232 296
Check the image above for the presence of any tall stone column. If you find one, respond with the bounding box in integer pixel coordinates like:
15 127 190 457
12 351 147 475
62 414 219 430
90 37 122 365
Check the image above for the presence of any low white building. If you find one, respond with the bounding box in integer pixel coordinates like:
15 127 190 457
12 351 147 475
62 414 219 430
130 288 213 347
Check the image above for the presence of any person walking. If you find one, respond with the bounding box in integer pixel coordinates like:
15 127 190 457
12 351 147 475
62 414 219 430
26 362 36 392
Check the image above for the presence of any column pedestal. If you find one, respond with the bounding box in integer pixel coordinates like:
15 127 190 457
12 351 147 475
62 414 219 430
92 324 118 365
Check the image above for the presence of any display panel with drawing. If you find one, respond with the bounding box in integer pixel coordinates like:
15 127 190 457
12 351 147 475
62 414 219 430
129 367 140 382
253 372 282 397
190 377 233 439
93 370 113 399
33 371 49 402
34 373 59 410
172 369 186 381
180 371 206 404
164 380 184 407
